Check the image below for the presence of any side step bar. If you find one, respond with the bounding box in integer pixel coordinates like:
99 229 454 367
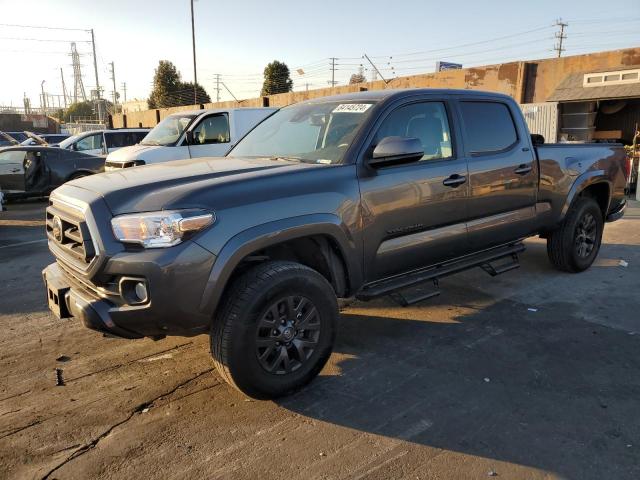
357 242 525 304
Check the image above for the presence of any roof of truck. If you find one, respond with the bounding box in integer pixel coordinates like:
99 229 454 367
297 88 514 104
168 107 278 116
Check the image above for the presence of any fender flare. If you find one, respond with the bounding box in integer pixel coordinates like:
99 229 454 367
197 213 361 316
559 170 611 222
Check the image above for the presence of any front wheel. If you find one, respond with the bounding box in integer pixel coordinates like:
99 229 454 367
547 196 604 272
210 261 338 399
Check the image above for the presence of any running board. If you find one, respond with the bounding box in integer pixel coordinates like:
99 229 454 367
357 242 525 303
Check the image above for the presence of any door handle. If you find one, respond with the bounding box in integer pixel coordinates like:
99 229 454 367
514 164 532 175
11 168 21 173
442 174 467 187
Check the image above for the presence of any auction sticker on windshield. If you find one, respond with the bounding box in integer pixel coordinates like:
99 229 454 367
332 103 372 113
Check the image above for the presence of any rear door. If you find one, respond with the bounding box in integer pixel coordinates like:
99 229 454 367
359 97 470 282
0 150 27 191
456 98 537 250
187 113 231 158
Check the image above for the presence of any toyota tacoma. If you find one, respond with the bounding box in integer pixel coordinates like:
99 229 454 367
43 89 629 398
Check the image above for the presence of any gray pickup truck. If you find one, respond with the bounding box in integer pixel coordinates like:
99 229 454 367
43 89 629 398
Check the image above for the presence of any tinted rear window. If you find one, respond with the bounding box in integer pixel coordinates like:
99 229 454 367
460 102 517 153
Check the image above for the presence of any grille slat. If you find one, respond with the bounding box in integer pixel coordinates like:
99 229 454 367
46 200 96 268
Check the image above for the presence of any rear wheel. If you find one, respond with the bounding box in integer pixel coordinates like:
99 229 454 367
210 261 338 399
547 196 603 272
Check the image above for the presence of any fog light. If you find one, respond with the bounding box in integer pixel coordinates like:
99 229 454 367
119 277 149 305
134 282 148 303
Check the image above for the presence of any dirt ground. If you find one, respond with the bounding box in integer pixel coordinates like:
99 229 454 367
1 200 639 480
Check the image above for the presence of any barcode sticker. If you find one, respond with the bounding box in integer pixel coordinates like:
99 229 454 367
332 103 372 113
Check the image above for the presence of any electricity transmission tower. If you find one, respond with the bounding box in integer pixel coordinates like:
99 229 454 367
70 42 87 103
554 19 568 57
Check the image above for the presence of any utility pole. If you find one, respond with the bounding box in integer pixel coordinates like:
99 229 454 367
190 0 198 104
221 82 239 102
215 73 221 102
554 18 568 58
329 57 337 87
90 29 102 122
363 53 388 84
40 80 46 114
60 68 68 108
121 82 127 103
109 61 117 108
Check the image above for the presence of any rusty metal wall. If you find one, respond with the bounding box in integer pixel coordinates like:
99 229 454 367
520 102 559 143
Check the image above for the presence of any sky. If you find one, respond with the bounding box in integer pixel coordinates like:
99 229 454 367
0 0 639 109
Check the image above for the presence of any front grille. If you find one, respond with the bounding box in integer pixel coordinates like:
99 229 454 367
46 200 96 267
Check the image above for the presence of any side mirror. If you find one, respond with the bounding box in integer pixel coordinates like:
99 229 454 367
368 136 424 167
531 133 545 145
185 130 194 145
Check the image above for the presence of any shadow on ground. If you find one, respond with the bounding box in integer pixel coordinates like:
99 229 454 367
279 281 640 479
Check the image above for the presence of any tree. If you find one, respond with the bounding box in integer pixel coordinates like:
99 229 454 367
349 72 366 84
261 60 293 96
181 82 211 104
147 60 211 108
63 101 94 122
349 66 366 85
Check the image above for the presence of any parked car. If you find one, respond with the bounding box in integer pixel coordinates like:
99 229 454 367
0 145 104 200
58 128 150 156
19 131 48 146
0 132 19 147
42 133 70 145
43 89 628 398
5 131 28 143
104 108 277 170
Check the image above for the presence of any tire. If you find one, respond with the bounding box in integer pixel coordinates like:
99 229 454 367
210 261 338 399
547 196 604 273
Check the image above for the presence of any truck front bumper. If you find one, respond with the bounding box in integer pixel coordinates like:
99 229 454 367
42 240 217 339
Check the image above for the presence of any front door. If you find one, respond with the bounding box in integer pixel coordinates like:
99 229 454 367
456 99 537 250
73 132 104 156
0 150 27 192
359 99 470 282
187 113 232 158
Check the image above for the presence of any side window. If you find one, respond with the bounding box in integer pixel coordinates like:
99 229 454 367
192 114 230 145
76 133 103 151
134 132 147 143
459 102 518 154
0 150 27 172
105 132 128 148
374 102 453 161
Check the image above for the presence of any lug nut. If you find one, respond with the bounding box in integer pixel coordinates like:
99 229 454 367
273 329 278 335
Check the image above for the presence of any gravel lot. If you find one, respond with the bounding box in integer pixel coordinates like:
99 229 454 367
1 200 639 480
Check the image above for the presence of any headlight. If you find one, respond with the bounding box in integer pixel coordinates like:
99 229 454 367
111 210 215 248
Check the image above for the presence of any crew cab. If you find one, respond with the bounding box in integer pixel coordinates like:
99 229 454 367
103 107 277 170
58 129 150 157
43 89 628 399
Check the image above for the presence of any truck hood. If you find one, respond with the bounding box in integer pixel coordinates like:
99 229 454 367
106 144 166 162
64 156 324 215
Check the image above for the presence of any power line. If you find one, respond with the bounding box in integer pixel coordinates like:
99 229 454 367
0 23 90 31
0 36 91 42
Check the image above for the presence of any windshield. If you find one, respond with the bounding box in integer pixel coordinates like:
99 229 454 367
58 133 85 149
229 101 377 164
140 114 196 146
